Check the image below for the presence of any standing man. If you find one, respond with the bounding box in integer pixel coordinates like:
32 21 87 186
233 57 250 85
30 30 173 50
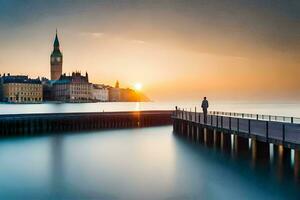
201 97 209 124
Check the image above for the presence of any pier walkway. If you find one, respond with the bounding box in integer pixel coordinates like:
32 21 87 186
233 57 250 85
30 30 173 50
173 108 300 149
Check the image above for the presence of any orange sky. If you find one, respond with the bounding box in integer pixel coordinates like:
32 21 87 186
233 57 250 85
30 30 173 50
0 1 299 101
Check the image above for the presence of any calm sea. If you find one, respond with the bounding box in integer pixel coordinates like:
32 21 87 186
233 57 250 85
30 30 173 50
0 102 299 199
0 126 299 200
1 101 300 117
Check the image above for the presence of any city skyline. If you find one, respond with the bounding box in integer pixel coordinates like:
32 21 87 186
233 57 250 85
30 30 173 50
0 0 299 101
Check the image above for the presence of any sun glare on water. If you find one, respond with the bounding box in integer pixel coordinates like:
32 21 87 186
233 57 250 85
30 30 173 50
134 83 143 91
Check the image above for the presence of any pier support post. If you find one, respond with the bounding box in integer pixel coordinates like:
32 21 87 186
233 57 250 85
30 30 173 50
274 145 291 164
194 125 198 141
198 125 204 143
205 128 214 147
234 135 249 157
221 132 231 153
187 123 191 139
173 119 177 133
274 144 292 180
186 122 190 138
195 125 199 141
184 121 188 137
214 130 221 148
179 121 184 136
294 149 300 182
251 139 270 167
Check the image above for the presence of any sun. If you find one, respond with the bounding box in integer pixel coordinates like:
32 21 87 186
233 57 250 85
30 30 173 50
134 83 143 91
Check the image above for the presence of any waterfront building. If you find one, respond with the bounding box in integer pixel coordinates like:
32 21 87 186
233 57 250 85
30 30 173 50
52 72 92 102
109 81 121 101
108 81 150 102
50 30 63 80
41 77 54 101
92 84 109 102
120 88 141 102
0 74 42 103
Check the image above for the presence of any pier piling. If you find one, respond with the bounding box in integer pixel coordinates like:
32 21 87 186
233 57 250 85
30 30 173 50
172 108 300 181
0 111 173 137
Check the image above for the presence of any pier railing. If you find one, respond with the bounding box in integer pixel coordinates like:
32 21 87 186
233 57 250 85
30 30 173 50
173 107 300 148
208 111 300 124
174 108 300 124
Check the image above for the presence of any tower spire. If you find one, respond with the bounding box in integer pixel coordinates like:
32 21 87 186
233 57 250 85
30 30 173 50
115 80 120 88
54 29 60 50
51 29 63 80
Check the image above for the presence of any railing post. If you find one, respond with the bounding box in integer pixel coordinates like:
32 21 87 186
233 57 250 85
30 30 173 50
237 118 239 132
186 110 188 120
266 121 269 141
282 124 286 142
291 117 294 124
221 116 223 129
211 115 213 126
248 119 251 135
195 107 197 122
229 117 232 131
256 114 259 120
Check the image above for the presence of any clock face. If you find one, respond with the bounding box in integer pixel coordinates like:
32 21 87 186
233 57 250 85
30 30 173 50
51 56 61 63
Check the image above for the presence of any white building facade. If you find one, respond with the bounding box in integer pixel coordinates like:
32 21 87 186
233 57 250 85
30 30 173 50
92 84 109 102
53 72 92 102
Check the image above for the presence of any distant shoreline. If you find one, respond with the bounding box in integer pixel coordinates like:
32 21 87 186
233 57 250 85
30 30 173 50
0 101 152 105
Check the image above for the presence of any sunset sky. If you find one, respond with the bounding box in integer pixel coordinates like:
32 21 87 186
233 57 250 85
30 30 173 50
0 0 299 101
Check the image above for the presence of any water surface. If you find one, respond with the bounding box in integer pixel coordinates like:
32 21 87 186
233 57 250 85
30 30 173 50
1 101 300 117
0 126 298 200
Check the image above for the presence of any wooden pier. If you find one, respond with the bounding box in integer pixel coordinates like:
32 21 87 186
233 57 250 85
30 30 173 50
173 108 300 149
0 110 173 136
172 107 300 180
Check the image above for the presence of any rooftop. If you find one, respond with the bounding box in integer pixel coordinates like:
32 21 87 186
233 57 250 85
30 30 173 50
53 72 89 85
1 74 41 84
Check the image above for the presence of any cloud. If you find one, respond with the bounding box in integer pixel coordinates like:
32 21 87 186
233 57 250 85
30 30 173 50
131 39 146 44
80 32 105 39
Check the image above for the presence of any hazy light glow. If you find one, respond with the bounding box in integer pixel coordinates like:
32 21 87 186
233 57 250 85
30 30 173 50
134 83 143 91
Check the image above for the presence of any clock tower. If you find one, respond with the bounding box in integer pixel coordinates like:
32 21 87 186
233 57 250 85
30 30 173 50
50 30 63 80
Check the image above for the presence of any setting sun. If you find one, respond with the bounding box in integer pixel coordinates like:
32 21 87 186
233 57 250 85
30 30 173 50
134 83 143 91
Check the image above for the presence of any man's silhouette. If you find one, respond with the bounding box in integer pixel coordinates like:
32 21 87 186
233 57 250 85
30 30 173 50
201 97 209 124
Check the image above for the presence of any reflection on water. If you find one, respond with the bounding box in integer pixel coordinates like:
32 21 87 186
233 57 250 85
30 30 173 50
135 102 140 111
0 126 299 199
50 136 63 198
